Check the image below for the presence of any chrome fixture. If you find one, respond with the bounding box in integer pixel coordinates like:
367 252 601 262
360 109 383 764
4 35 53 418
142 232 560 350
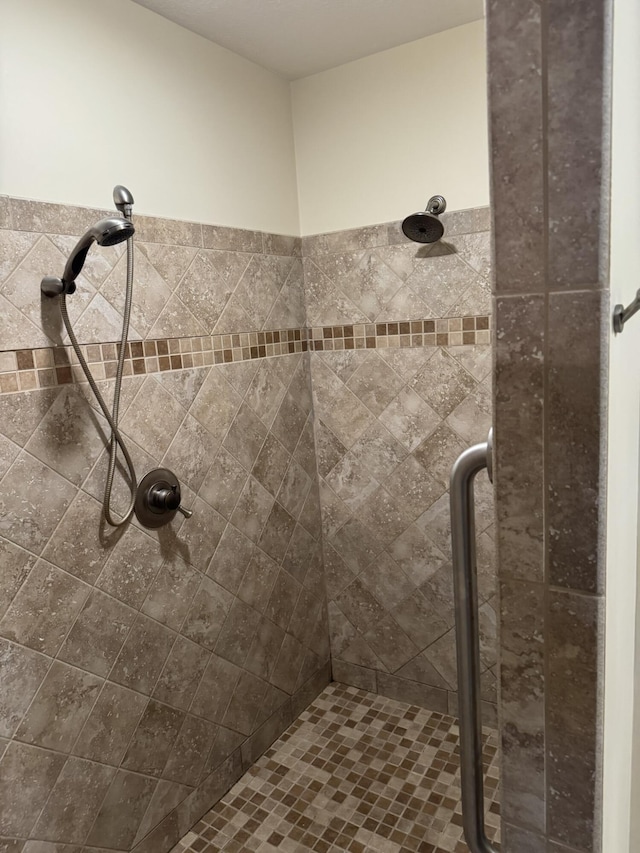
401 195 447 243
450 429 497 853
613 289 640 333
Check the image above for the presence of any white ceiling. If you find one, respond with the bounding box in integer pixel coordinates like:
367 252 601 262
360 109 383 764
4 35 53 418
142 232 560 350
131 0 484 80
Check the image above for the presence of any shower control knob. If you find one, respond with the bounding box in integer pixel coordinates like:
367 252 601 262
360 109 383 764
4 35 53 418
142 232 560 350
149 484 181 512
134 468 194 528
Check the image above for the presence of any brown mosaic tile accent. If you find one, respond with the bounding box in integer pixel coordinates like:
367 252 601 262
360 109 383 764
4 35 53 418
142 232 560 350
309 317 490 353
0 317 491 396
171 683 500 853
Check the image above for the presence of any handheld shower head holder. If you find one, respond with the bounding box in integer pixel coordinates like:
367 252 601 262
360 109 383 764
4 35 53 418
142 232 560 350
113 185 134 218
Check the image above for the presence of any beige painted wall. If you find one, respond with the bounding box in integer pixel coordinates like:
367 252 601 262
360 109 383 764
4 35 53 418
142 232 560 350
0 4 489 237
603 0 640 848
0 0 300 234
291 21 489 235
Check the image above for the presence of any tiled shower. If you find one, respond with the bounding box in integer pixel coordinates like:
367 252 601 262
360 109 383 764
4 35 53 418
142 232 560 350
0 0 617 849
0 193 493 852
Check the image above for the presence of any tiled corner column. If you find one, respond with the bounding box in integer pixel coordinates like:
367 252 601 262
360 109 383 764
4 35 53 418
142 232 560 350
488 1 611 850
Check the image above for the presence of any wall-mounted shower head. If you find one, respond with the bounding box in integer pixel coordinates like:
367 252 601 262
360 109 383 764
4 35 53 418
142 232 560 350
113 185 134 218
41 216 135 297
402 195 447 244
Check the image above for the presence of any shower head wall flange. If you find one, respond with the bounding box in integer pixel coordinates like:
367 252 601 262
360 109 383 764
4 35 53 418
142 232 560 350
426 195 446 215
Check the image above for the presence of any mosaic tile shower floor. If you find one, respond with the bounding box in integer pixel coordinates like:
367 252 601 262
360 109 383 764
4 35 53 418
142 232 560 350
171 683 500 853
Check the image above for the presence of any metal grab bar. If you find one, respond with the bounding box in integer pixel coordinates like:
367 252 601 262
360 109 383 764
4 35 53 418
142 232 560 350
450 428 497 853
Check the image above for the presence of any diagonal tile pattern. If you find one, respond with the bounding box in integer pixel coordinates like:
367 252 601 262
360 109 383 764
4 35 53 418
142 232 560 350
171 683 500 853
0 195 494 852
304 216 496 720
0 201 304 352
0 351 329 853
312 344 495 718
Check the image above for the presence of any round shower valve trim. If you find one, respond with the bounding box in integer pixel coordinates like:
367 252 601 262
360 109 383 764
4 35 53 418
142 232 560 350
135 468 193 528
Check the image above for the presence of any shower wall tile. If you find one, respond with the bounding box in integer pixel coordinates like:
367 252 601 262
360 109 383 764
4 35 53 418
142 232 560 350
547 590 603 850
0 197 303 353
0 349 328 852
546 0 609 288
302 205 494 717
500 579 545 834
314 343 495 715
0 193 493 850
133 217 203 249
487 0 545 294
488 0 611 849
201 224 261 253
494 295 545 583
6 197 112 237
547 291 606 594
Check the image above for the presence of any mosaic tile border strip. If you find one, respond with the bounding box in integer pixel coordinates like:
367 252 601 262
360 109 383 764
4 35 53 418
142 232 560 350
308 316 491 352
0 315 491 395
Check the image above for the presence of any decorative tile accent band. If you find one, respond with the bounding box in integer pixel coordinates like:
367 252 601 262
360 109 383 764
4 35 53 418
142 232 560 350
0 315 491 395
308 315 491 351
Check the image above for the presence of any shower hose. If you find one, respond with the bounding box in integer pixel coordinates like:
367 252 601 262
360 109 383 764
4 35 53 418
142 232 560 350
60 230 137 527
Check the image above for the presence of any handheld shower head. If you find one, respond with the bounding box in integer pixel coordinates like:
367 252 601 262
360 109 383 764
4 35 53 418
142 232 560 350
402 195 447 244
63 217 134 284
113 185 134 218
41 216 135 297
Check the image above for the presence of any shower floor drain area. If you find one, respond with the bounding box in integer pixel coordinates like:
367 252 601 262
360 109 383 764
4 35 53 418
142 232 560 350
172 683 500 853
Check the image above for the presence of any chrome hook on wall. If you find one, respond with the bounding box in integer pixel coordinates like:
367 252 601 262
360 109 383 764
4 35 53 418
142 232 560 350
613 289 640 333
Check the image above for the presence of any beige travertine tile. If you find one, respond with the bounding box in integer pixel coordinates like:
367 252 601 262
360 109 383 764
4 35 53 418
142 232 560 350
154 636 210 712
206 523 255 594
202 224 262 253
0 638 50 739
148 293 206 339
379 386 440 452
16 660 102 752
122 699 185 776
0 559 89 656
137 242 198 290
0 740 67 837
162 412 220 493
182 576 234 652
86 768 158 849
134 778 192 847
109 614 175 696
141 553 201 631
101 248 173 337
133 215 203 248
0 537 38 621
95 525 164 608
25 384 110 487
119 376 186 460
33 755 116 844
74 681 146 767
0 451 77 553
262 232 302 258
